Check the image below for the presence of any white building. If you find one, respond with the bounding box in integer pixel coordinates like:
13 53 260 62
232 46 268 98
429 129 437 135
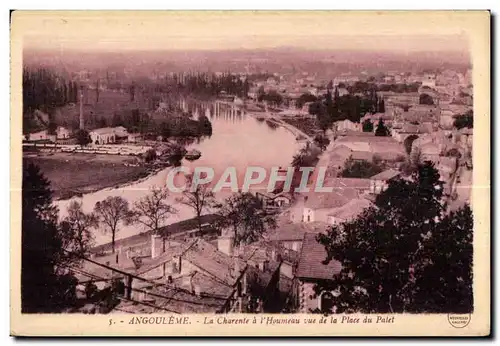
56 126 71 140
89 128 117 145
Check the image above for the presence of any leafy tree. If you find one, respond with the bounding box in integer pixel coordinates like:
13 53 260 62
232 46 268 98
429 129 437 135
378 97 385 113
75 129 91 147
340 157 384 179
197 115 213 137
404 134 419 155
291 145 320 169
22 160 78 312
316 162 472 313
215 193 277 246
419 93 435 105
144 148 157 163
133 186 177 251
60 200 98 259
375 119 390 137
453 111 473 130
296 93 318 109
111 112 124 127
97 116 107 128
313 134 331 151
362 119 374 133
93 196 134 259
177 175 216 233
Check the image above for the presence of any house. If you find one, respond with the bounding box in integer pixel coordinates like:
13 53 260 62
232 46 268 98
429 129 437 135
327 198 372 225
24 129 55 142
267 222 325 252
301 179 359 224
369 169 401 194
56 126 71 139
256 192 293 209
127 133 142 143
90 128 117 145
335 119 361 133
292 233 342 313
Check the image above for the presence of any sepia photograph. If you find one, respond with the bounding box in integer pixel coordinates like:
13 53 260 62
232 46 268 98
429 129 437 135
10 10 490 336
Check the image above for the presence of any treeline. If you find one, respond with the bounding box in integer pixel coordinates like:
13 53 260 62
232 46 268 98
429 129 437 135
23 67 79 133
23 67 79 116
309 87 386 131
110 109 212 140
346 81 421 94
144 72 250 99
453 110 473 130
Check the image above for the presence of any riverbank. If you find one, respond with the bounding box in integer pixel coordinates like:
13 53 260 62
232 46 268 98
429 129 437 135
280 117 320 138
25 152 155 200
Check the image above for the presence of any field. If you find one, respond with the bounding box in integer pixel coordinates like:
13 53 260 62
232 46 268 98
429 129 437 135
24 152 150 200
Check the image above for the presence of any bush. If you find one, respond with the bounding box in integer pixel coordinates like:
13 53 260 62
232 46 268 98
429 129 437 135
144 148 157 163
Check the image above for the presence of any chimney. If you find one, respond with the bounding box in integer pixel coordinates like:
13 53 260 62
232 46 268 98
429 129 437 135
217 234 234 256
193 284 201 297
79 89 84 130
151 234 163 259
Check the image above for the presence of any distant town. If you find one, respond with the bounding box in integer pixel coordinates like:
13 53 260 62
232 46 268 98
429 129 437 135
22 46 474 315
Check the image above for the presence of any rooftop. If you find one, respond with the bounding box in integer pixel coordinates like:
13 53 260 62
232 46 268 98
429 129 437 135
295 233 342 281
370 169 401 181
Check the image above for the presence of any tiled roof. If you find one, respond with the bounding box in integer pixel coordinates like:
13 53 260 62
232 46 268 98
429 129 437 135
328 198 373 221
267 222 324 242
350 151 374 161
295 233 342 280
135 240 196 275
182 239 247 287
370 169 401 181
304 189 356 210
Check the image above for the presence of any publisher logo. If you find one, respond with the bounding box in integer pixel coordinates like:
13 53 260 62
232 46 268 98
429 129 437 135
447 314 471 328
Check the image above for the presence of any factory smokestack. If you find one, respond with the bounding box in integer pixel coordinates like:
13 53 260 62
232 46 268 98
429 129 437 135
79 88 84 130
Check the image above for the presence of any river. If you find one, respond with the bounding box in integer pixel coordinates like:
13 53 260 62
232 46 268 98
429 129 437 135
55 100 302 246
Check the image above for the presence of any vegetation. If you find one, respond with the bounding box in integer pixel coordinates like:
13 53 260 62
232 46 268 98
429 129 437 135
375 119 390 137
295 93 318 109
258 89 284 107
144 148 157 163
308 86 387 131
347 81 420 94
22 160 78 312
362 119 374 133
133 186 177 251
291 145 321 169
23 67 79 134
404 134 420 155
177 175 216 233
419 93 435 105
215 193 277 246
340 157 384 179
453 110 473 130
60 201 98 259
93 196 134 259
75 129 92 147
313 134 330 151
316 162 473 313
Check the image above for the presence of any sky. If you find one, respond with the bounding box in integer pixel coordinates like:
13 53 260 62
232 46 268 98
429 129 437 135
13 11 475 53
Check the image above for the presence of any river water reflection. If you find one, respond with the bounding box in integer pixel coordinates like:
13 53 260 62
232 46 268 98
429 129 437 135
54 100 302 246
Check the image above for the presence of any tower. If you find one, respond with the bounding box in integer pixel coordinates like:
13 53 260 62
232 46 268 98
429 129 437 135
79 88 84 130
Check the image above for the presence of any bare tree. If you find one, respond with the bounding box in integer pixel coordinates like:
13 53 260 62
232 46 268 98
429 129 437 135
177 176 215 233
215 192 277 247
93 196 134 261
61 200 98 260
133 186 177 251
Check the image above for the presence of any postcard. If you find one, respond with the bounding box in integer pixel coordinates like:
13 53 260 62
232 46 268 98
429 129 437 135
10 10 490 337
